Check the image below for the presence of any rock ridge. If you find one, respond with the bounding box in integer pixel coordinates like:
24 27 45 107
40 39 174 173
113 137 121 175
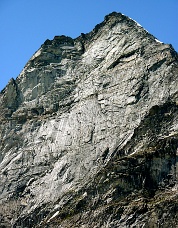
0 12 178 227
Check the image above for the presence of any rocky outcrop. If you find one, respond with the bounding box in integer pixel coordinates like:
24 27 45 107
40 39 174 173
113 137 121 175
0 12 177 227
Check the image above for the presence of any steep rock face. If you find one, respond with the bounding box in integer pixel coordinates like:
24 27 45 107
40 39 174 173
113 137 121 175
0 12 178 227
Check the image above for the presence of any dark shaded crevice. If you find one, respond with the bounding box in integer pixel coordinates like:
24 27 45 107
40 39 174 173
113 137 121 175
148 58 166 72
15 184 27 197
107 49 139 69
102 148 109 161
13 204 50 228
135 83 149 102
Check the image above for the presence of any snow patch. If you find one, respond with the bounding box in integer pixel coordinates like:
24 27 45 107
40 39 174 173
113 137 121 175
129 151 137 156
47 211 59 223
128 16 149 33
117 13 143 28
155 38 163 44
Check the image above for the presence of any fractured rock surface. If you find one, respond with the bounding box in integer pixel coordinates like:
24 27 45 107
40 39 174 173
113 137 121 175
0 12 178 227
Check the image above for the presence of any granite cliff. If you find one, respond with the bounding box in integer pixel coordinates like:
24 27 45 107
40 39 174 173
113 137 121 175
0 12 178 227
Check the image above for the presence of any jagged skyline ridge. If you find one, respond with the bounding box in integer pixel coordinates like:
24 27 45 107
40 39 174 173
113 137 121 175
0 12 178 226
0 0 178 92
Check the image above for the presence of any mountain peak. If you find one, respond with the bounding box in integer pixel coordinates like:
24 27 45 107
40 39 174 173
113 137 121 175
0 12 178 227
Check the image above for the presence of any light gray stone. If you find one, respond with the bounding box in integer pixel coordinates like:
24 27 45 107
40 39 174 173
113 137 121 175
0 12 178 227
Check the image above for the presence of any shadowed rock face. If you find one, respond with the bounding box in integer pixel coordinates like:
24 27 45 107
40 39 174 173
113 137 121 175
0 12 178 227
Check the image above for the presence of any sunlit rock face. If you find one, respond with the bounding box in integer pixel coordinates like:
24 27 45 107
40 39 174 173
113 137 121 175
0 12 178 227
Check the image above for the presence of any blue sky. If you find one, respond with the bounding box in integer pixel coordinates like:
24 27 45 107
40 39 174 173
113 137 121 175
0 0 177 91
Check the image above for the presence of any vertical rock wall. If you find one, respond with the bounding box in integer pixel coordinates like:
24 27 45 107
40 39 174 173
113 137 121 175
0 12 177 227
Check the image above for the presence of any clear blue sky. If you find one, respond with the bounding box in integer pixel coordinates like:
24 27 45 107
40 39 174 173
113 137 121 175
0 0 177 91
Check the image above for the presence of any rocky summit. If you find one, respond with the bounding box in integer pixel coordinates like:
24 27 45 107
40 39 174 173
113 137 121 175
0 12 178 227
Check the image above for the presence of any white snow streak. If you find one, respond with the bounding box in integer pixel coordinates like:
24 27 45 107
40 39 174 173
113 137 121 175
155 38 163 44
47 211 59 223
